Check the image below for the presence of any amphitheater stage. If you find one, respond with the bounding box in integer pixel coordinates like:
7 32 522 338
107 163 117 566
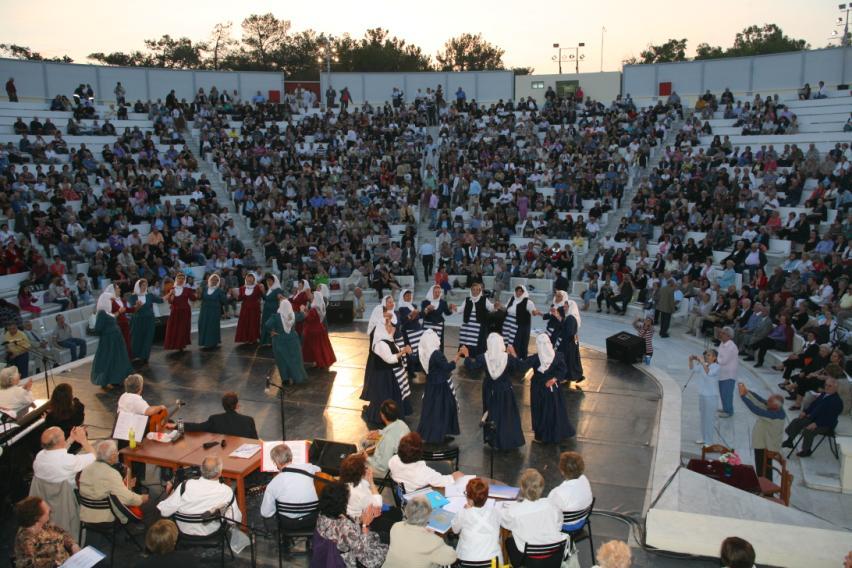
1 321 719 567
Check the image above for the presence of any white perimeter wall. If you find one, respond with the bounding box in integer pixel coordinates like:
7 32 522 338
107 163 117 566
320 71 514 104
514 71 622 105
0 58 284 104
623 47 852 108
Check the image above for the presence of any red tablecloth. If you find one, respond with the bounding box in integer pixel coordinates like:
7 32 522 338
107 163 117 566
687 459 761 494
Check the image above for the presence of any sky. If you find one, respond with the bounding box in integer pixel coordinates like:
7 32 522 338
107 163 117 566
0 0 843 73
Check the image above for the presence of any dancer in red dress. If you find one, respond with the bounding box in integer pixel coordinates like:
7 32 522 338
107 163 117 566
301 289 337 369
163 272 196 351
234 272 264 343
290 279 311 335
103 283 133 359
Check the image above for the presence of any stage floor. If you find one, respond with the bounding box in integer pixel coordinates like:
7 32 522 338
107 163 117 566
2 323 678 567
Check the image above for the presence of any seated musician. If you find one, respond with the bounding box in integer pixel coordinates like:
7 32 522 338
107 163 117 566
0 366 33 413
78 440 148 524
177 391 258 439
260 443 321 530
387 432 465 490
157 456 242 536
117 374 167 417
364 400 410 476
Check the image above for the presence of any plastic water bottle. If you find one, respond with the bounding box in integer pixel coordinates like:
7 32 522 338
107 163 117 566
644 355 652 366
128 427 136 449
177 419 184 436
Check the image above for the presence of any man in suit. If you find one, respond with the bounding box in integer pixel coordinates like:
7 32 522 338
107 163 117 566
181 391 258 438
654 277 676 338
782 377 844 457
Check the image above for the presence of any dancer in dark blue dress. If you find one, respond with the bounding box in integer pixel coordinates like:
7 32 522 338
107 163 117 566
520 334 576 443
501 285 541 358
421 285 456 350
543 290 568 350
361 295 396 404
459 283 497 358
416 329 460 444
361 310 413 425
396 288 424 375
463 333 525 450
550 303 585 382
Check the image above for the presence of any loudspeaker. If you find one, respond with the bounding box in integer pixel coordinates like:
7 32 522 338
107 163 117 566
606 332 645 364
309 439 357 474
327 301 353 324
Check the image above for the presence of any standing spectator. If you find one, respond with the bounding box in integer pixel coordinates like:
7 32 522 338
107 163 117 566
6 77 17 102
14 497 80 568
689 350 720 446
738 384 785 480
325 86 336 109
633 316 655 365
654 278 676 338
114 82 126 106
717 326 739 418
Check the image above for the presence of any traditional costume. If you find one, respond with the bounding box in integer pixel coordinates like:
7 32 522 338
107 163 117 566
259 275 285 345
197 274 228 348
234 272 263 343
416 329 460 444
163 274 195 351
129 279 162 362
361 314 412 424
521 334 575 443
460 288 495 357
420 285 454 349
301 290 337 368
265 298 308 384
502 286 536 358
90 290 133 388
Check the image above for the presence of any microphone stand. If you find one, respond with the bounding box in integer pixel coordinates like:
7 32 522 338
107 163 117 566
27 345 56 399
264 373 287 440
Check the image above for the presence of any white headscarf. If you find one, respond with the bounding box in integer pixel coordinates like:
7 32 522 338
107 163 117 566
371 313 395 348
296 279 310 297
133 279 147 305
551 290 568 309
368 295 396 335
469 287 482 303
96 285 116 314
312 290 326 320
267 274 281 294
318 284 330 305
507 285 529 315
397 288 416 312
207 274 220 296
418 329 441 372
484 333 508 378
535 333 556 373
173 274 186 297
244 272 258 296
425 285 443 309
566 298 581 329
278 298 295 333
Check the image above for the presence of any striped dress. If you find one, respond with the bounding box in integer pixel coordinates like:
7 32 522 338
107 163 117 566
460 296 491 357
421 299 452 348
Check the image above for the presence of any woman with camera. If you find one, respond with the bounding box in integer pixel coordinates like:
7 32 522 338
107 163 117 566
688 350 721 446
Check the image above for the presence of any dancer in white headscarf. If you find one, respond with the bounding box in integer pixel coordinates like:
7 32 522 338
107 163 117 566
396 288 424 375
544 290 569 350
99 283 132 358
260 274 285 346
361 312 413 424
164 272 196 351
416 329 461 443
91 286 133 389
198 274 230 349
459 282 497 357
302 289 336 369
235 272 264 344
129 278 163 362
502 285 542 358
518 333 575 443
421 285 456 349
264 298 308 384
462 333 525 450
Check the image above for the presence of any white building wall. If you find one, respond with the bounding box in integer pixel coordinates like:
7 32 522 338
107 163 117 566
320 71 514 105
514 72 622 105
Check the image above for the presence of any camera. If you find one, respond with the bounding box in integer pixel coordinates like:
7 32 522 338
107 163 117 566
161 465 201 485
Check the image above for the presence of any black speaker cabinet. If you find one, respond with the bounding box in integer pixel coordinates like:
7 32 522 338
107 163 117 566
309 439 358 475
327 300 353 325
605 332 645 364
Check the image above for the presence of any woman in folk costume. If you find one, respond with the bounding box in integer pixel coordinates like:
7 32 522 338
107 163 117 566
102 283 132 358
259 274 285 346
462 334 525 450
361 295 397 405
198 273 229 349
396 288 424 373
549 296 585 383
90 289 133 390
361 312 413 425
520 334 575 443
128 278 163 363
459 282 497 358
501 285 541 358
290 278 312 334
317 283 331 326
163 272 195 351
234 272 264 343
301 289 337 369
420 285 455 350
416 329 461 444
264 298 308 385
543 290 569 350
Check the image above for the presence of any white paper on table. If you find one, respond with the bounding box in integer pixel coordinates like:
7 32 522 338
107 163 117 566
443 495 467 514
229 443 261 459
444 474 476 498
112 411 149 441
60 545 106 568
261 440 309 472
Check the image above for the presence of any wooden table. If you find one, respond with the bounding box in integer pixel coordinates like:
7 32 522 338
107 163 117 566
120 432 262 522
687 458 761 494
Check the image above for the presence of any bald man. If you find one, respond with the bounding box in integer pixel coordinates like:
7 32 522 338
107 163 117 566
32 426 95 485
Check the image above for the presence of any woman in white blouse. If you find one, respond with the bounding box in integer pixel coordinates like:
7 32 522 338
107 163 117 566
499 468 566 567
387 432 464 490
339 452 401 541
451 477 502 564
0 366 33 413
547 451 594 527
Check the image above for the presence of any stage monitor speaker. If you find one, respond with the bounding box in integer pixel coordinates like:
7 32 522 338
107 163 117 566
309 439 357 474
327 301 353 324
606 332 645 364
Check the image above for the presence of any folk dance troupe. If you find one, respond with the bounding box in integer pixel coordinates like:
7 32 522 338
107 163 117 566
89 271 579 447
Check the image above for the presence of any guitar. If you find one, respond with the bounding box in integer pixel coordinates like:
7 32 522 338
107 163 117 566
148 399 186 433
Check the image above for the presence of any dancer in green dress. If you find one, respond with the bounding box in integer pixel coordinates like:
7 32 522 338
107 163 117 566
129 278 163 363
260 274 285 346
90 289 133 390
265 298 308 385
197 273 230 349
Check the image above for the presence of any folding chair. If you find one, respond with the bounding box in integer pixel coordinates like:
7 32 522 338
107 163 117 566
171 510 233 568
275 500 319 567
561 497 596 565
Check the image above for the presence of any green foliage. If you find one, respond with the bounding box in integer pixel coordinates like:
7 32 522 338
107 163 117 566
694 43 725 60
0 43 72 63
726 24 809 56
512 66 534 76
640 38 688 64
436 33 505 71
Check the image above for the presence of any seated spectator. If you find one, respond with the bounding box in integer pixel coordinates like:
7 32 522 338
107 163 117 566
364 399 410 475
314 482 387 568
32 426 95 485
4 322 31 382
500 468 566 567
135 520 199 567
814 80 828 99
78 440 148 524
157 456 242 535
383 496 457 568
0 366 33 412
43 382 85 440
451 477 502 564
594 540 632 568
260 442 321 531
388 432 464 489
798 83 811 100
720 536 755 568
548 451 594 526
14 496 80 568
782 377 844 457
51 313 87 362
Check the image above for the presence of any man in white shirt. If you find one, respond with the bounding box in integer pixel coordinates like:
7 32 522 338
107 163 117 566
33 426 96 485
717 326 739 418
117 374 167 417
157 456 241 536
260 443 320 530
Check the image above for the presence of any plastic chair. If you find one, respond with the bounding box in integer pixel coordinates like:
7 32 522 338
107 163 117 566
561 497 596 565
520 539 567 568
275 500 319 567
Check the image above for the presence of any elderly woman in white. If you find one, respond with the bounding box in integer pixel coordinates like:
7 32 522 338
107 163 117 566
0 366 33 412
451 477 502 565
387 431 464 490
499 468 566 567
